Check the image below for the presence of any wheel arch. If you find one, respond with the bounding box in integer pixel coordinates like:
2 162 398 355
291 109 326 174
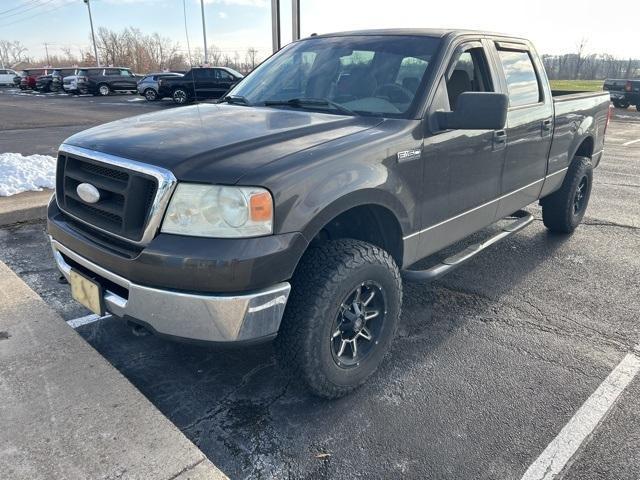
297 190 407 268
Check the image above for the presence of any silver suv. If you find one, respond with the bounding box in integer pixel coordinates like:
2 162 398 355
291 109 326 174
137 72 183 101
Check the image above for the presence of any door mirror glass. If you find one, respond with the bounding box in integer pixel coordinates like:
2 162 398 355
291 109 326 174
436 92 508 130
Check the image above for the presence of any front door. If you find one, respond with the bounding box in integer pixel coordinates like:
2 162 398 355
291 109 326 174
417 41 507 259
213 69 236 98
490 42 554 218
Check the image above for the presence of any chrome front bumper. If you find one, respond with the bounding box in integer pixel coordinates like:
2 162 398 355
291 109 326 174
50 237 291 343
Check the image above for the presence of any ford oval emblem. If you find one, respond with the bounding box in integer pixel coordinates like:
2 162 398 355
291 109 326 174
76 183 100 204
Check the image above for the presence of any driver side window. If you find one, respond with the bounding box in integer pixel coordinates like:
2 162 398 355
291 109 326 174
445 46 493 110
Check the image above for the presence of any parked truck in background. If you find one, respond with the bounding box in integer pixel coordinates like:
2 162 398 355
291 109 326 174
604 78 640 110
48 29 611 398
155 66 243 104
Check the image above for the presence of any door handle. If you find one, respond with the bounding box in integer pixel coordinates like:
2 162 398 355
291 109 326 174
493 130 507 150
542 119 552 132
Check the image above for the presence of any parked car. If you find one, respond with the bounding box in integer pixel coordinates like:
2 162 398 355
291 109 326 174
19 68 48 90
48 29 610 398
603 78 640 110
137 72 183 101
13 72 22 88
156 66 243 104
35 68 77 93
63 67 139 95
0 68 18 86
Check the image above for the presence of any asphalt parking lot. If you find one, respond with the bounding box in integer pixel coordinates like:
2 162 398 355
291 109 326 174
1 88 639 479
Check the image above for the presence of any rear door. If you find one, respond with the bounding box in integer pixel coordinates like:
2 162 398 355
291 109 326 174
488 41 553 218
417 40 507 258
192 69 215 99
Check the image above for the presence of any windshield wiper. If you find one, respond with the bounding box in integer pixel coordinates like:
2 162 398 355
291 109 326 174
263 97 356 116
219 94 249 105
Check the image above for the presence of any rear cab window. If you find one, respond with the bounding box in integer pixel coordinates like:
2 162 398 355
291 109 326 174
496 48 542 107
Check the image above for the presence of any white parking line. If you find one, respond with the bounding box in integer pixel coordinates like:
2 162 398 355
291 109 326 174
622 138 640 146
521 349 640 480
66 313 110 329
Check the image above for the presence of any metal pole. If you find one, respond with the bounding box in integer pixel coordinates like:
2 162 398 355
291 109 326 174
200 0 208 65
291 0 300 41
271 0 280 53
44 43 50 66
83 0 100 67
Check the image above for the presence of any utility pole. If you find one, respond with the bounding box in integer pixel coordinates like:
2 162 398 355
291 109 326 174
83 0 100 67
200 0 208 65
271 0 280 53
43 43 51 66
291 0 300 41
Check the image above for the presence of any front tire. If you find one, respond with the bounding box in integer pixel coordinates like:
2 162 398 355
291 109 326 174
172 88 190 105
613 99 630 109
541 156 593 233
276 239 402 399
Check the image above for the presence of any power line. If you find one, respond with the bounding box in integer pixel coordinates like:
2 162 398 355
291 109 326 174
0 0 43 16
0 1 72 27
0 0 56 19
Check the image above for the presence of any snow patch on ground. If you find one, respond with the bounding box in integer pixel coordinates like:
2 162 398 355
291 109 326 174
0 153 57 196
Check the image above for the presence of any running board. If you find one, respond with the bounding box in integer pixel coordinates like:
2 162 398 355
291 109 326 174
401 210 534 283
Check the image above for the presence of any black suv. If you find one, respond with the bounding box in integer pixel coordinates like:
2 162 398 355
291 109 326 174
35 68 77 93
156 67 243 104
64 67 139 96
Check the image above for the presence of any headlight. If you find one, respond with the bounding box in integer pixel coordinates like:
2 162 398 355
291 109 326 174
161 184 273 238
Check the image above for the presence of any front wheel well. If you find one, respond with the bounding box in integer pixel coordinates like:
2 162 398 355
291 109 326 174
310 205 404 267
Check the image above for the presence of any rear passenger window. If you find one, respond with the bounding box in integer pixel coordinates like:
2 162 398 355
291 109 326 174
497 49 541 107
104 69 119 76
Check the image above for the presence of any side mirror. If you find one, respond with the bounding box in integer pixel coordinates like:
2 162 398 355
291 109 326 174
436 92 508 130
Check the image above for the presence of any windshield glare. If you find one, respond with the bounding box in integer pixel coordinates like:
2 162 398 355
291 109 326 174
229 35 440 117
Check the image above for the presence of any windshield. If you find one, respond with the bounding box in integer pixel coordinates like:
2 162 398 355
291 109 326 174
228 35 440 117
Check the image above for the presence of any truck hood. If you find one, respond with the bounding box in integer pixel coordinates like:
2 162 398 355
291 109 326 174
63 104 382 184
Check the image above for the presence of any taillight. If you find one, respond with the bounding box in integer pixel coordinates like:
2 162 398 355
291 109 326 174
605 104 613 135
625 81 632 92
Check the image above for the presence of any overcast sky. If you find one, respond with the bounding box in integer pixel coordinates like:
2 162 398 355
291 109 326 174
1 0 639 61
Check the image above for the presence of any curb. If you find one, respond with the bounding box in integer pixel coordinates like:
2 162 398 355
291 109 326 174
0 189 51 227
0 259 229 480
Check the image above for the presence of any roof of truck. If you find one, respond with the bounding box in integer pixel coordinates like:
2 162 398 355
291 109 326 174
308 28 525 41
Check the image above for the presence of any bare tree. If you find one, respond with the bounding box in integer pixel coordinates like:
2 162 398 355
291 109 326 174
245 47 258 71
0 40 29 67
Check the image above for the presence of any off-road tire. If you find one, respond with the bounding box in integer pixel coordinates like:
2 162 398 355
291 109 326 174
541 156 593 233
276 239 402 399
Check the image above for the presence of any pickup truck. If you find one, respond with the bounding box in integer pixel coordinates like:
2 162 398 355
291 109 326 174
48 29 611 398
155 66 243 104
603 78 640 110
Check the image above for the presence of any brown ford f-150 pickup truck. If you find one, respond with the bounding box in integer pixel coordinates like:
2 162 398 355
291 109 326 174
48 29 611 398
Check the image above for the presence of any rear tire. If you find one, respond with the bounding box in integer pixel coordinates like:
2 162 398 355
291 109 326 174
541 156 593 233
275 239 402 399
97 84 111 96
144 88 158 101
613 99 629 109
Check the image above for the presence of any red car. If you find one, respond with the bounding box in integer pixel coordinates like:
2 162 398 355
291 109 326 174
19 68 48 90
